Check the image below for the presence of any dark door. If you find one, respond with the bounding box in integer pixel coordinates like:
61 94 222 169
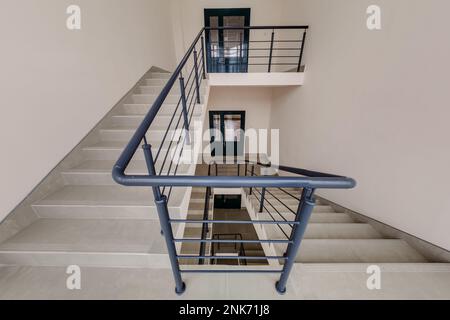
209 111 245 158
204 8 251 73
214 195 242 209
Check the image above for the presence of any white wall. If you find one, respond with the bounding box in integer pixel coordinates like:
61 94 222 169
208 87 272 130
0 0 176 222
270 0 450 249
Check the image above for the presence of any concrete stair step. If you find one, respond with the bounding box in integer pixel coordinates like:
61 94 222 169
31 185 186 219
189 192 209 203
243 249 266 257
99 127 186 142
0 218 174 268
137 85 206 95
61 160 190 185
147 72 171 79
188 202 214 211
120 103 203 116
127 93 181 105
251 199 335 213
251 210 354 223
143 79 168 86
137 85 173 94
263 195 301 205
308 213 353 223
109 114 202 127
266 223 382 239
82 141 175 160
274 239 427 263
249 196 335 212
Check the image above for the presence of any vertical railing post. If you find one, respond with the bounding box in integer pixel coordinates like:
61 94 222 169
193 49 201 104
259 187 266 213
199 185 211 266
179 74 190 145
249 165 255 195
206 163 211 234
239 33 243 72
297 29 307 72
142 142 186 295
276 188 315 294
268 30 275 72
200 36 206 79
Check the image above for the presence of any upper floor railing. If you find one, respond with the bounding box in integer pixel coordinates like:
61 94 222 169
112 26 356 295
205 26 308 73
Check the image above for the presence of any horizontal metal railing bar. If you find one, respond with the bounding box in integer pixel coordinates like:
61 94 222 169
264 188 297 215
242 159 345 179
219 63 300 66
209 40 302 43
180 269 283 274
174 239 292 244
252 188 293 239
277 187 301 201
253 187 293 220
248 55 301 58
205 26 309 30
178 255 287 260
169 219 300 225
113 174 356 189
210 48 301 51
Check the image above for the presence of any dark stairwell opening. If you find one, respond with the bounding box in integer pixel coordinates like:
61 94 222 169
211 191 268 266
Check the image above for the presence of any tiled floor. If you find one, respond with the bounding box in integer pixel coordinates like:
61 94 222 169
1 264 450 300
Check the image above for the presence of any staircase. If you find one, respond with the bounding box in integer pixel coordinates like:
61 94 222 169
247 188 427 264
0 70 207 269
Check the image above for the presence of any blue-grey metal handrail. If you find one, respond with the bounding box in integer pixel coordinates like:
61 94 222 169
112 26 356 296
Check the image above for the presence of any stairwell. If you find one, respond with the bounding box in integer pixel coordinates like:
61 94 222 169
246 187 427 264
0 69 449 299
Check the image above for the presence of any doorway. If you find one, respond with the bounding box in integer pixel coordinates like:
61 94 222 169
204 8 251 73
209 111 245 158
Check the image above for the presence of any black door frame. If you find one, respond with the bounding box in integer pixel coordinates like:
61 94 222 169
204 8 251 73
209 110 246 158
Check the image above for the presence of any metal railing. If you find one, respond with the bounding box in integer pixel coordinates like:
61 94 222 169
211 233 247 266
198 164 212 265
205 26 309 73
112 26 356 295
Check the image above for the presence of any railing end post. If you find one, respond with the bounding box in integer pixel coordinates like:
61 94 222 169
297 29 307 72
200 35 207 79
275 281 287 295
275 188 315 294
175 282 187 295
193 49 202 104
